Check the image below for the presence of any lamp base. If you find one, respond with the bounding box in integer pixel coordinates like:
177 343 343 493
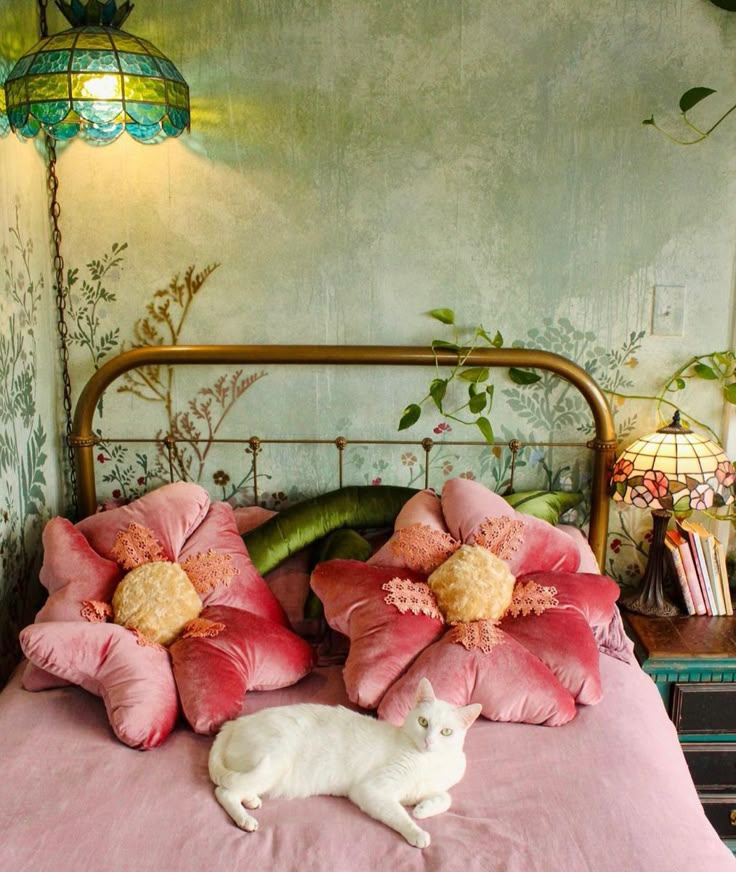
619 509 681 618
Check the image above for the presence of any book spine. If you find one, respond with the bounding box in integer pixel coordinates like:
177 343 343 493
670 534 707 615
702 536 726 615
677 522 713 615
714 538 734 617
664 538 695 615
690 532 718 616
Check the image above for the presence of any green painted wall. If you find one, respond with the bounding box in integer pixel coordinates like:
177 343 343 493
1 0 735 680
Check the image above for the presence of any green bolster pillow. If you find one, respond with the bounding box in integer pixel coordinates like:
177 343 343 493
503 489 583 526
242 485 583 576
243 486 417 575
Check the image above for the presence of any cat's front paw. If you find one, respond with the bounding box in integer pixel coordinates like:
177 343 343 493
237 815 259 833
405 827 430 849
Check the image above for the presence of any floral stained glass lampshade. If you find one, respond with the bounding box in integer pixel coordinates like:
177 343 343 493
4 1 189 145
610 411 735 616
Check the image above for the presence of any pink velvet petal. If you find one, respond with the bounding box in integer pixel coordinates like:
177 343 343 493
19 622 178 750
516 570 620 628
368 489 448 568
232 505 277 534
501 609 603 705
178 501 287 626
76 481 210 563
441 477 581 573
310 560 445 709
170 605 315 735
378 631 576 727
24 517 123 691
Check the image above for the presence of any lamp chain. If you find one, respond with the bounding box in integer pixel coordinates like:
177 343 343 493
39 0 49 38
38 0 79 514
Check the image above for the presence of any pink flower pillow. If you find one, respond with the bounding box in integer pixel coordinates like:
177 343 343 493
20 483 312 748
311 556 621 727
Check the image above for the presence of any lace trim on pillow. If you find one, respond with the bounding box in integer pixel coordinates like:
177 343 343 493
506 580 558 618
390 524 460 574
451 619 505 653
111 523 167 570
181 550 238 595
382 577 444 621
473 516 525 560
80 600 113 623
181 618 226 639
130 628 167 652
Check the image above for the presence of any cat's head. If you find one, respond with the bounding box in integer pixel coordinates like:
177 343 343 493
401 678 482 753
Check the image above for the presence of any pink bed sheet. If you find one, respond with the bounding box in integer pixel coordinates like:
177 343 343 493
1 654 733 872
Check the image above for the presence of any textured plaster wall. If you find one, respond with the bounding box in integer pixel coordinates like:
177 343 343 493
0 0 735 657
0 5 63 682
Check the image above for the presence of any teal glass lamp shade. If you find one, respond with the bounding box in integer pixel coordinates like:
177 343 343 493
4 22 189 144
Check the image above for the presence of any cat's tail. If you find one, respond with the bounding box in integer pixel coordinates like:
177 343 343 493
208 727 242 790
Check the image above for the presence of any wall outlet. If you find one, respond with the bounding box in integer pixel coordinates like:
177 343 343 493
652 285 685 336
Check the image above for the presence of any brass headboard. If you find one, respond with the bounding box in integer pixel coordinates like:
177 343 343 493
70 344 617 569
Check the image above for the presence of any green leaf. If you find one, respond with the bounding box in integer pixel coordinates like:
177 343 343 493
725 383 736 405
693 363 718 380
679 87 716 114
486 384 495 406
669 377 686 391
429 378 447 410
476 416 494 444
431 339 461 353
458 367 489 383
398 403 422 431
509 367 542 385
469 392 487 414
428 308 455 325
478 327 503 347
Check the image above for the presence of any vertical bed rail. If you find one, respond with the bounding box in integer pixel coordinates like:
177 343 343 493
70 344 616 569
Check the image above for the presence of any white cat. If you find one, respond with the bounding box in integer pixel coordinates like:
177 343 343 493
208 678 481 848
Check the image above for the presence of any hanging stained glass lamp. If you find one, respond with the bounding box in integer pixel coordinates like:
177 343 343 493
4 0 189 145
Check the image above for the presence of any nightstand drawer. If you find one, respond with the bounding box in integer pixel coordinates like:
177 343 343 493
700 793 736 839
682 744 736 790
671 683 736 735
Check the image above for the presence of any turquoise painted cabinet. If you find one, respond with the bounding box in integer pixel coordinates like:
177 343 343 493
625 614 736 851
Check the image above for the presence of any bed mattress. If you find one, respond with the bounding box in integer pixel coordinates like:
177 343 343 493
1 652 733 872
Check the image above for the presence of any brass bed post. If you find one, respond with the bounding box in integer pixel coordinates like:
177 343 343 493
71 344 616 568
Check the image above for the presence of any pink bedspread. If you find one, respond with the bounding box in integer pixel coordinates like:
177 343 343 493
1 654 733 872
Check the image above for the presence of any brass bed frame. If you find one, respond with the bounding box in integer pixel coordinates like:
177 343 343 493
70 344 617 569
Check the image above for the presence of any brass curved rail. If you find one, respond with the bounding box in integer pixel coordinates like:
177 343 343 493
71 344 616 568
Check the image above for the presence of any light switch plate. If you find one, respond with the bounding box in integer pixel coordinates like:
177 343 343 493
652 285 685 336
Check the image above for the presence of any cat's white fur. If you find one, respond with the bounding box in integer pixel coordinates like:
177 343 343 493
209 678 481 848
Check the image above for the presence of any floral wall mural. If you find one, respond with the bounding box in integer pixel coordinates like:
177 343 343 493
0 194 61 683
0 0 735 684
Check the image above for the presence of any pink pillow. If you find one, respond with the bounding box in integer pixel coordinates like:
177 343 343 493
310 560 445 709
311 557 611 725
441 478 581 574
21 483 311 749
20 622 178 750
378 632 576 727
170 605 315 734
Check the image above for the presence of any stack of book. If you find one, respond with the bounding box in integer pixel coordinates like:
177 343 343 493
664 520 733 616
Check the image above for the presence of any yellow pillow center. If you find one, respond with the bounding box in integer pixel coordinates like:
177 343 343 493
112 561 202 646
428 544 515 624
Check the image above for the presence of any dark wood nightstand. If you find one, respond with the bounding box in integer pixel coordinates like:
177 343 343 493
624 613 736 850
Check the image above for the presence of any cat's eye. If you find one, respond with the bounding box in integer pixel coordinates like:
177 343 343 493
418 716 429 728
441 728 453 737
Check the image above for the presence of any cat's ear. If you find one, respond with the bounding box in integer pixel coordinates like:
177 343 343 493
458 703 482 728
415 677 435 704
